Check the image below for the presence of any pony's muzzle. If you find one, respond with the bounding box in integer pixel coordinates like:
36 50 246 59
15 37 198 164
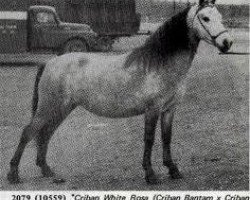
216 33 233 53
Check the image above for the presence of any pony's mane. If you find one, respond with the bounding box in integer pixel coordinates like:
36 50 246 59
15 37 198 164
125 7 195 70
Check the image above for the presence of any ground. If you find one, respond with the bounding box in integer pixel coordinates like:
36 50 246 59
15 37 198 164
0 28 249 190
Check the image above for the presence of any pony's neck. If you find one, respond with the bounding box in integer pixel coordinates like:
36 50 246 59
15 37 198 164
125 6 200 70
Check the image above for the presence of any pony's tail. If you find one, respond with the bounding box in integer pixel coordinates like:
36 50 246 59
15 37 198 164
32 63 46 117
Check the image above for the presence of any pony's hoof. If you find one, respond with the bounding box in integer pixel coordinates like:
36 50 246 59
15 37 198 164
41 166 55 177
7 171 21 184
169 169 183 179
145 172 159 184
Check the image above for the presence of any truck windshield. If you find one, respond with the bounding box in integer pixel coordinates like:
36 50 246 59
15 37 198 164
37 12 55 23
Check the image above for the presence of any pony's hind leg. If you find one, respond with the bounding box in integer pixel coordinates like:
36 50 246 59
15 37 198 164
7 117 47 184
161 111 182 179
142 110 159 184
36 103 76 178
36 123 57 178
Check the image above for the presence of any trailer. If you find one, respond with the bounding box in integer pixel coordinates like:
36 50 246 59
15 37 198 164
0 0 142 53
62 0 140 36
34 0 141 50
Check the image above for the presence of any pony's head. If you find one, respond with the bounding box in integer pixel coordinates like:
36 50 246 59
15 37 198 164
188 0 233 53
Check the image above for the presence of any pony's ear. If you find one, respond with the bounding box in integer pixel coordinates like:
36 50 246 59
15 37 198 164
199 0 205 5
199 0 216 6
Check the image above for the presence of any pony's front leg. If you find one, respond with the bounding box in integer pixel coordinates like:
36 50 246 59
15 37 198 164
142 110 159 184
161 111 182 179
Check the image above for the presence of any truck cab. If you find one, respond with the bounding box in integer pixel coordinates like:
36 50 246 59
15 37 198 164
28 6 100 53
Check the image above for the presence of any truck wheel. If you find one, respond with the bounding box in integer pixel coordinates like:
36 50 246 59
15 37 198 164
62 39 88 54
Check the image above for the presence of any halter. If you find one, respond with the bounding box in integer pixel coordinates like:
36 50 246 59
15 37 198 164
193 4 228 45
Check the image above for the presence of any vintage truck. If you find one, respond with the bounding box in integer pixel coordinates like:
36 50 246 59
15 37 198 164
0 0 142 54
0 5 102 54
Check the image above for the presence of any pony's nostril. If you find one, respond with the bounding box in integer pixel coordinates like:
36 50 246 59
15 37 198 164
223 39 228 46
229 40 233 47
220 39 232 53
223 39 232 49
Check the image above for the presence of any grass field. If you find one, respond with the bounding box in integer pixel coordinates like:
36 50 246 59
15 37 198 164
0 29 249 190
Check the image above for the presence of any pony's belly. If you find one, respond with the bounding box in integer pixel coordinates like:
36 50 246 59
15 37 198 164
73 77 176 118
76 86 174 118
78 95 147 118
81 105 145 118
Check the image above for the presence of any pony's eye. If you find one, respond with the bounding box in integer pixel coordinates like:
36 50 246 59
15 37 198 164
203 17 210 22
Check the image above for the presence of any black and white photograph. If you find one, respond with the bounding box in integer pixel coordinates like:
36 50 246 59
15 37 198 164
0 0 249 191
